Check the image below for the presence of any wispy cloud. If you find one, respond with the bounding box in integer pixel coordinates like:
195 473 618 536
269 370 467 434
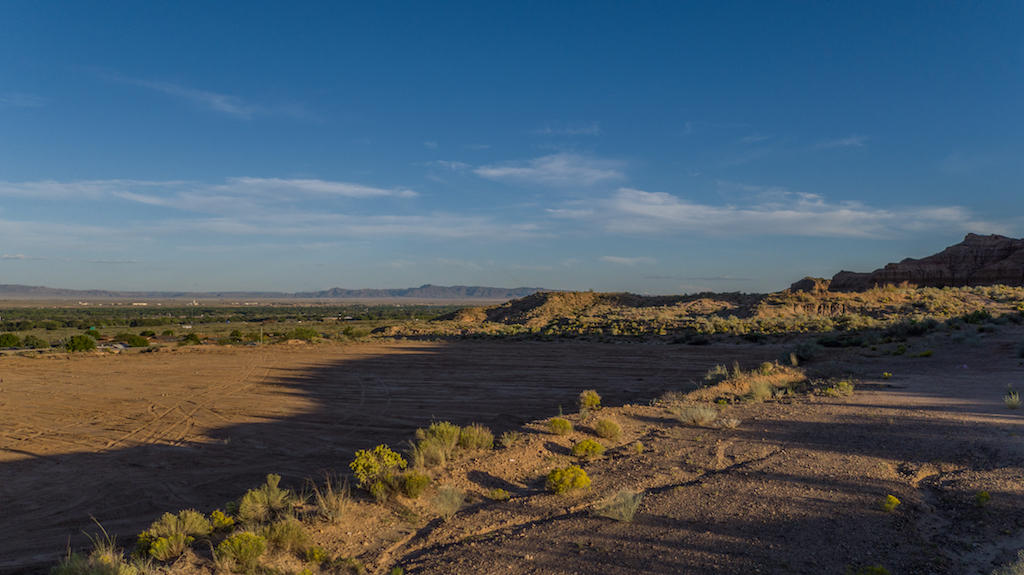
105 73 311 120
601 255 656 266
551 187 1005 238
1 253 44 260
0 93 47 108
475 153 624 187
424 160 471 171
532 122 601 136
817 135 868 149
423 141 439 149
739 134 771 144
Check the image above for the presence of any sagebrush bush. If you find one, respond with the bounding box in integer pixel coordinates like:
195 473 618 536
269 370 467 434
54 528 139 575
305 545 330 564
409 435 449 469
415 422 460 455
263 518 309 555
239 474 294 524
148 534 191 562
880 494 901 512
487 488 511 501
402 472 431 499
546 465 591 494
579 389 602 411
570 439 605 458
669 404 717 426
432 486 465 519
215 532 265 574
749 380 772 402
1005 389 1021 410
594 489 643 522
630 441 644 454
548 417 573 435
822 380 855 398
350 445 407 494
136 509 209 560
593 418 621 439
458 423 494 451
210 509 235 531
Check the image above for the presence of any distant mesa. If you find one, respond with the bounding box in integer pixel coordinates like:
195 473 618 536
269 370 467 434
824 233 1024 292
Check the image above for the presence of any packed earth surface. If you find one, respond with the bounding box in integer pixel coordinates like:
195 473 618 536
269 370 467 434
2 328 1023 574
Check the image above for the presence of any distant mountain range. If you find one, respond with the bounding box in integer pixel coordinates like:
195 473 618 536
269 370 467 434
0 284 545 301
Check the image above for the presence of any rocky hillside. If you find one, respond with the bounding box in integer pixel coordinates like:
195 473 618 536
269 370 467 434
830 234 1024 291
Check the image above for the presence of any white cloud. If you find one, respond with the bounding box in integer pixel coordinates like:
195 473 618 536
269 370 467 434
423 141 439 149
532 122 601 136
425 160 471 171
551 187 1005 238
475 153 624 187
601 255 656 266
739 134 771 144
227 177 417 198
0 253 43 260
0 93 47 108
817 135 868 149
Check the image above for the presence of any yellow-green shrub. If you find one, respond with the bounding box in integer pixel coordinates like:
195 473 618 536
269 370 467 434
547 417 573 435
579 389 602 410
593 418 620 439
215 532 266 574
458 423 494 451
349 445 407 492
546 465 591 494
570 439 605 459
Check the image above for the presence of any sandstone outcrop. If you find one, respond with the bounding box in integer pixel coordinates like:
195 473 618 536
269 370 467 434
829 234 1024 291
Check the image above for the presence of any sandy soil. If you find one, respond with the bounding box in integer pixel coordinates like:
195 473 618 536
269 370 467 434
0 340 764 573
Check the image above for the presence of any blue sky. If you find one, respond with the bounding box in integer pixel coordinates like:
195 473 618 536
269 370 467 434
1 1 1022 293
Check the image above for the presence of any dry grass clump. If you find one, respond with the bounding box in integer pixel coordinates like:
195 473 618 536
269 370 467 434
458 423 494 451
432 486 465 520
570 439 606 459
669 404 718 426
1005 387 1022 410
309 476 350 524
498 430 523 448
548 417 573 435
262 518 310 555
53 526 141 575
594 489 644 522
411 421 461 468
593 418 621 439
688 362 806 403
136 509 211 561
401 472 431 499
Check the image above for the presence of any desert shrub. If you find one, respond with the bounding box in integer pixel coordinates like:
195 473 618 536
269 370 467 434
578 389 602 411
331 557 367 574
178 333 201 346
238 474 295 525
1005 389 1022 410
0 333 21 347
401 472 431 499
210 509 235 531
630 441 644 454
22 334 49 349
415 421 460 455
594 489 644 522
571 439 606 459
975 490 991 507
991 550 1024 575
749 380 772 402
432 486 465 520
822 380 855 398
880 494 901 512
148 534 191 562
150 509 211 538
669 404 717 426
114 333 149 347
289 326 319 341
263 518 310 555
704 364 730 384
546 465 591 494
54 528 139 575
498 430 522 448
349 445 406 498
593 418 621 439
458 423 494 451
305 545 330 564
547 417 573 435
309 476 349 523
66 335 96 352
487 488 511 501
717 417 741 429
408 435 450 469
215 532 265 574
161 329 174 337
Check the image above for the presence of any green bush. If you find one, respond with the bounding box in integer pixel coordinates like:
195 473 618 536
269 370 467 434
238 474 295 525
0 333 22 347
547 417 573 435
487 488 511 501
880 494 901 512
148 533 192 562
22 334 49 349
215 532 265 574
458 423 494 451
593 418 621 439
66 334 96 352
402 473 431 499
305 545 330 564
178 332 201 346
413 421 461 464
350 445 407 493
498 430 522 448
570 439 605 458
114 333 149 347
210 509 235 531
578 389 602 411
546 465 591 494
289 326 319 341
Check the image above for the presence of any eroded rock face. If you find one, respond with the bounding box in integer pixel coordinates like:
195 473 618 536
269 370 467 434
829 234 1024 291
789 277 831 293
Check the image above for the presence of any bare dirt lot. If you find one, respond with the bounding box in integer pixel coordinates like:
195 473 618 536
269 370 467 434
0 340 766 573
